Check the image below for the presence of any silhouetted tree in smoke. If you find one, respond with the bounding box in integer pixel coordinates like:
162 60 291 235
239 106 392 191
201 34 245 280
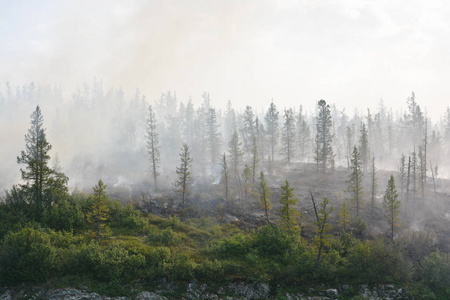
265 101 280 163
347 146 363 217
146 105 160 191
205 107 221 168
175 143 192 206
383 175 400 242
315 100 334 174
359 123 370 172
281 108 296 165
242 106 256 158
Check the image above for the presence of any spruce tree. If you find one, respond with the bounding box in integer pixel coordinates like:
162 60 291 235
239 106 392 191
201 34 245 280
87 179 110 244
242 106 255 157
315 100 334 174
281 108 296 165
359 123 370 172
264 102 279 163
383 175 400 242
278 180 300 235
347 146 364 216
298 119 310 162
228 131 244 179
17 106 53 215
205 107 221 167
175 143 193 205
146 105 160 191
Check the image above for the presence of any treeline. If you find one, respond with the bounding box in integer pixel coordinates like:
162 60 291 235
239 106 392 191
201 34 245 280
1 81 450 194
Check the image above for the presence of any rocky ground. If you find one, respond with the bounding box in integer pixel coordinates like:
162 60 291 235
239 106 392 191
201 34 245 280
0 281 411 300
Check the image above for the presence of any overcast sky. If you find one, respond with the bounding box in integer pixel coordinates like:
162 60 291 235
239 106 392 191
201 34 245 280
1 0 450 120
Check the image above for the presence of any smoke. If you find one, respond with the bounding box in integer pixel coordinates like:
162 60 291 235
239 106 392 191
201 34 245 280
2 1 450 118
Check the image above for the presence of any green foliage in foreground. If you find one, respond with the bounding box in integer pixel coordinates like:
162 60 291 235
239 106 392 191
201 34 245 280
0 192 448 299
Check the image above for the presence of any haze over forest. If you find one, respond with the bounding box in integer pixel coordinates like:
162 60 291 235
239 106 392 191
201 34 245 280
1 84 449 198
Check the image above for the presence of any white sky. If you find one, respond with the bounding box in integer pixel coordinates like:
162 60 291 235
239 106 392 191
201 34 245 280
1 0 450 120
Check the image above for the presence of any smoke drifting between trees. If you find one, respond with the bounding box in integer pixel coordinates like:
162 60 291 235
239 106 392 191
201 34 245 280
1 83 450 205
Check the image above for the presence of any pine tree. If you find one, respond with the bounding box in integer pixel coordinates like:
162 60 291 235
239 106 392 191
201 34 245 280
383 175 400 242
264 102 279 163
146 105 160 191
281 108 296 165
347 146 364 216
258 172 271 224
175 143 193 205
315 100 334 174
278 180 300 235
17 106 53 214
87 179 110 244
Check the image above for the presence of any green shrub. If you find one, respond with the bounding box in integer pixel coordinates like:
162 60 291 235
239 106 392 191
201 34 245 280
420 250 450 295
146 227 181 246
253 224 294 258
42 198 85 232
163 253 197 281
210 232 252 259
196 259 223 281
345 240 410 284
0 227 57 284
76 242 145 282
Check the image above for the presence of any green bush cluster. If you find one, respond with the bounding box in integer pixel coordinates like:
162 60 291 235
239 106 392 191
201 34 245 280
0 191 449 299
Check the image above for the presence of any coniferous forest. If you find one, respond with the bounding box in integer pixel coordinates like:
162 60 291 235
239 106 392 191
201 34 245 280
1 83 450 299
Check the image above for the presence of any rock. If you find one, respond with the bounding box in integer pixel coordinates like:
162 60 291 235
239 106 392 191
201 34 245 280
325 289 338 298
0 290 13 300
135 292 168 300
46 288 102 300
226 282 270 299
185 280 216 300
